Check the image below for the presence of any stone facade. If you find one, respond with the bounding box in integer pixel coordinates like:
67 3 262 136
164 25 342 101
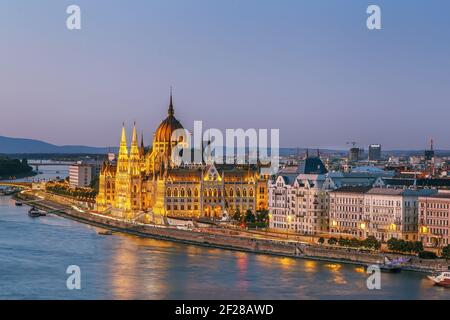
95 94 268 219
418 191 450 248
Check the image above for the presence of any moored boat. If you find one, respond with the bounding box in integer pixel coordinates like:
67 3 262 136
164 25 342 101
28 207 46 217
28 207 41 217
427 271 450 287
15 201 23 206
98 230 113 236
379 264 402 273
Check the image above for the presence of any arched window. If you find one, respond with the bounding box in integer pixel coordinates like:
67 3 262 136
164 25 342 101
180 188 185 197
187 188 192 197
218 189 222 197
194 188 199 197
167 188 171 197
133 185 137 193
106 182 111 189
236 188 241 197
174 188 178 197
230 188 234 197
208 189 213 197
213 189 218 197
204 189 208 197
249 188 254 197
243 188 247 197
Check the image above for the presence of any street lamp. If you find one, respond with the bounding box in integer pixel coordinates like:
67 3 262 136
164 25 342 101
267 213 273 235
286 215 293 239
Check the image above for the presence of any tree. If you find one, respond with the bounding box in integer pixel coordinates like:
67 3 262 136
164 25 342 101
413 241 424 254
233 209 242 222
318 237 325 245
362 236 381 250
244 210 255 223
89 175 99 193
256 210 269 223
418 251 437 259
328 237 338 245
441 245 450 259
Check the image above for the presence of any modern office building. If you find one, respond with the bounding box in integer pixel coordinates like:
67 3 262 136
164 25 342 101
368 144 382 161
69 163 93 187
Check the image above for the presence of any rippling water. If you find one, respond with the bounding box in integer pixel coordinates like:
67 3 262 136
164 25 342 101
0 166 449 299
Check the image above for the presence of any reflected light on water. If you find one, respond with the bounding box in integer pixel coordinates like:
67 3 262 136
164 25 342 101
325 263 342 271
110 242 139 299
109 236 169 299
277 257 295 270
324 263 347 285
304 260 318 273
354 267 366 274
235 252 249 291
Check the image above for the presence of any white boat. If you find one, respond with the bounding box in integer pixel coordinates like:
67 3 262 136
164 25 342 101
427 271 450 287
28 207 46 217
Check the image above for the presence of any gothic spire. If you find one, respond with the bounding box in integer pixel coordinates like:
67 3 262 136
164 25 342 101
168 86 174 116
119 122 128 157
139 131 145 156
130 122 140 159
131 122 138 147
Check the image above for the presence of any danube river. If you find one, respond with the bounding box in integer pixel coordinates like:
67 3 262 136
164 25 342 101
0 165 448 299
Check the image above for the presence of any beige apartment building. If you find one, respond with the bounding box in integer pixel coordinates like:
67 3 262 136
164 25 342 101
328 186 371 238
329 187 436 241
418 191 450 248
268 155 329 235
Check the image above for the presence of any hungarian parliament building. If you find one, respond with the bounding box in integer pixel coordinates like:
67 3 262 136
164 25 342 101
95 94 269 219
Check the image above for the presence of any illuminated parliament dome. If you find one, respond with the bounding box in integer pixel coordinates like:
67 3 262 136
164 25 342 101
154 92 184 143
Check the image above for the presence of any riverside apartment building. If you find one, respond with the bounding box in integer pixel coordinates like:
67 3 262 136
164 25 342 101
418 191 450 248
329 187 437 241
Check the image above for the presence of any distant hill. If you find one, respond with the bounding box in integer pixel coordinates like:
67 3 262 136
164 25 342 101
0 136 117 154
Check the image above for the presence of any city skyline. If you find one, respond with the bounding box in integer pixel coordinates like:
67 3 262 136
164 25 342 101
1 1 450 149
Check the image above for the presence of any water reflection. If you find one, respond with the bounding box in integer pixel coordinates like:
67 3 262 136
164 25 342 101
324 263 347 285
304 260 318 273
108 235 173 299
1 194 449 299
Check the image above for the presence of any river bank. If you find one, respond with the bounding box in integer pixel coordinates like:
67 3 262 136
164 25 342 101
14 192 449 274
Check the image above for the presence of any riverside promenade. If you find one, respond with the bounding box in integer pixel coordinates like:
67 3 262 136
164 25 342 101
15 191 449 274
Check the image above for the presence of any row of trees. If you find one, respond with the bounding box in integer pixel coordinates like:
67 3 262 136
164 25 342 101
387 238 450 260
46 182 97 202
319 236 381 250
233 209 269 227
386 238 423 254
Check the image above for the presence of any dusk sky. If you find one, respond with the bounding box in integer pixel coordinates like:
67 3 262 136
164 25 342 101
1 0 449 150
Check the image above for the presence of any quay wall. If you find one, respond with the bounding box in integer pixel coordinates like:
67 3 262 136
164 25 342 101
16 193 449 273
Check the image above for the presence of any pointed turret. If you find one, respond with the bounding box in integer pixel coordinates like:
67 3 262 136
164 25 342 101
117 123 129 175
130 122 139 158
118 123 129 159
129 122 141 176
